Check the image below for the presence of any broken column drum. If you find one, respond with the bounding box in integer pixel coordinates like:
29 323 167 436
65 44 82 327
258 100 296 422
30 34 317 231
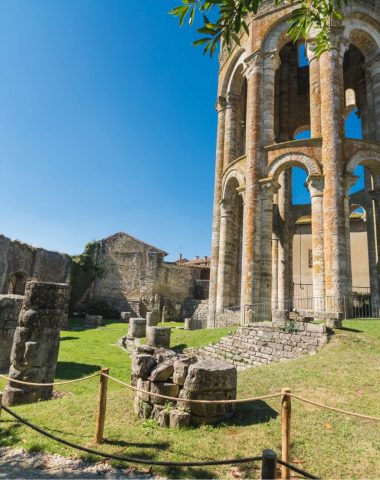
0 295 24 372
2 281 70 406
128 318 146 338
146 327 171 348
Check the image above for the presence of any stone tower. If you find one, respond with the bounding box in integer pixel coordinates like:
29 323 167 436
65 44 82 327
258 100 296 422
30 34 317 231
208 0 380 326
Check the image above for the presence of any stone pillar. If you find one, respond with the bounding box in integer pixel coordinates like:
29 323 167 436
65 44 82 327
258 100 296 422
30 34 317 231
208 97 227 327
279 58 289 141
241 51 264 315
262 51 281 146
366 56 380 142
224 93 240 168
0 295 23 372
146 327 171 349
368 187 380 315
307 41 322 138
344 175 359 300
216 200 233 312
319 28 348 312
259 179 277 306
3 281 70 406
307 176 325 312
277 171 292 308
272 195 279 310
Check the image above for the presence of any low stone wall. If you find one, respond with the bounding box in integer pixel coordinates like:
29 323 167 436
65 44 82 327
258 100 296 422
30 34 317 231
198 322 329 369
0 295 24 372
132 346 237 427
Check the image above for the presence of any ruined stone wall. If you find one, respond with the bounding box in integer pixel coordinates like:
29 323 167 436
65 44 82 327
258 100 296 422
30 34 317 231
199 322 328 369
0 235 71 295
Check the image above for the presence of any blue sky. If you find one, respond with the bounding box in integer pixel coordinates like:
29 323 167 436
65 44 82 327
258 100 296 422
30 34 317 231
0 2 363 260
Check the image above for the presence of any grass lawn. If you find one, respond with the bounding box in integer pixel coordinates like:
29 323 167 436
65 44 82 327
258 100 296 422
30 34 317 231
0 319 379 479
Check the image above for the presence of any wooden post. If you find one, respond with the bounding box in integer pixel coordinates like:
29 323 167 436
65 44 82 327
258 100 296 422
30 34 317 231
281 388 291 480
261 449 277 480
94 368 109 444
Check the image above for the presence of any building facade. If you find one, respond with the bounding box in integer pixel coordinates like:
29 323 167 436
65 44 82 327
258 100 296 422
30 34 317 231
209 0 380 325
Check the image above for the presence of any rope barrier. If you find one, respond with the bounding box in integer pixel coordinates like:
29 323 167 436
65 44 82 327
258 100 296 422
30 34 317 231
0 372 100 387
103 373 283 404
277 459 319 480
1 405 262 467
290 394 380 422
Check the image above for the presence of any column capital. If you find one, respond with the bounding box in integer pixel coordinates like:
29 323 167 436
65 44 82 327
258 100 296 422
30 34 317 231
368 188 380 200
219 199 233 218
306 175 324 198
215 95 227 112
226 92 241 108
344 173 359 197
259 178 279 196
243 50 263 79
237 185 246 204
263 49 281 71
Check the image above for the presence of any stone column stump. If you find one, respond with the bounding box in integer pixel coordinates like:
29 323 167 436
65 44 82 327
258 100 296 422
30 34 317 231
146 312 159 328
146 327 171 348
0 295 24 372
2 281 70 406
128 318 147 339
179 359 237 425
184 318 193 330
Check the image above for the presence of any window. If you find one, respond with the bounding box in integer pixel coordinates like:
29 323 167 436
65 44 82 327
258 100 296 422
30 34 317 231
308 249 313 269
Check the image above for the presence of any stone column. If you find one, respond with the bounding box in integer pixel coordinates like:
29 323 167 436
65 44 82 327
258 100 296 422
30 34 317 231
3 281 70 406
366 56 380 142
223 93 240 168
216 200 233 313
262 51 281 146
0 295 23 372
279 58 289 141
208 97 227 327
320 27 348 312
344 174 359 298
241 51 264 316
272 194 280 310
368 187 380 315
307 41 322 138
277 170 292 309
259 180 277 306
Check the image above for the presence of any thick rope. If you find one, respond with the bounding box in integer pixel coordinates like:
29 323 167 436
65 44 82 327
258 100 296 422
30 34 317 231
290 394 380 422
1 405 262 467
277 459 319 480
0 372 100 387
103 373 282 404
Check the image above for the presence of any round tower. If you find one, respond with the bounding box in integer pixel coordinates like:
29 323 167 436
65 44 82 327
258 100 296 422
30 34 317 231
208 0 380 326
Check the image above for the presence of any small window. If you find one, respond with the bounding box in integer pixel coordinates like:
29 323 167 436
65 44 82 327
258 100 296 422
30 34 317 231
308 249 313 269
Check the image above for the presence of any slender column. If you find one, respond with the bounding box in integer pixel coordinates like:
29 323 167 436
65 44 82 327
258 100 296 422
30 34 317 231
307 176 325 311
241 52 264 316
208 97 227 326
277 171 292 308
262 51 281 146
344 175 358 299
259 180 277 305
272 195 280 310
366 56 380 142
320 28 348 312
216 201 233 312
368 187 380 315
307 41 322 138
223 93 241 168
365 199 379 309
279 59 289 141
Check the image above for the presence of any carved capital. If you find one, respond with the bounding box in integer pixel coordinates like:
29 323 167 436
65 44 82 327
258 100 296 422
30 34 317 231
263 49 281 71
259 178 279 196
243 50 263 79
215 95 227 112
306 175 324 198
219 199 233 218
344 174 360 197
226 92 241 108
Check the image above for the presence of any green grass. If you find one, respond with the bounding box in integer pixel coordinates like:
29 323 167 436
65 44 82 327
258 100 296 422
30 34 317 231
0 319 379 479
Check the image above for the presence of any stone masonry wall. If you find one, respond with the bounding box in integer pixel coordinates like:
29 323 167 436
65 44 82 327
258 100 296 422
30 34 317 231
0 234 71 295
199 322 329 369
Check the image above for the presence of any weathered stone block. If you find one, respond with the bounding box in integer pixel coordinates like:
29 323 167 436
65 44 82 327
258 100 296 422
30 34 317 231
137 378 151 402
149 361 174 382
150 382 179 405
129 318 147 339
132 353 157 379
184 318 193 330
169 410 191 428
146 327 171 349
0 295 23 372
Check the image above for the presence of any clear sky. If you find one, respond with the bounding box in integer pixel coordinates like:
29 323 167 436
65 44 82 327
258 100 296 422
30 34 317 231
0 1 362 261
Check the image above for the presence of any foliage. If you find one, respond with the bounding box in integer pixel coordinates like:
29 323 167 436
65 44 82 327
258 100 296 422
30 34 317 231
71 242 103 278
169 0 348 57
280 319 300 333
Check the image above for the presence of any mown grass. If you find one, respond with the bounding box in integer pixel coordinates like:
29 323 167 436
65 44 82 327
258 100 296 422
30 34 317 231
0 319 379 479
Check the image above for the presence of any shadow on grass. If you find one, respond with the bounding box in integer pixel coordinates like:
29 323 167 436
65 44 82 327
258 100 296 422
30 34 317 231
55 362 101 380
104 438 170 450
339 327 364 333
0 420 22 448
60 336 80 342
231 400 278 426
171 344 188 353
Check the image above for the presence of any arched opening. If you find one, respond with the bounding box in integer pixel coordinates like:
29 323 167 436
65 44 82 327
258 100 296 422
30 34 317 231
274 41 310 142
7 272 27 295
217 177 244 310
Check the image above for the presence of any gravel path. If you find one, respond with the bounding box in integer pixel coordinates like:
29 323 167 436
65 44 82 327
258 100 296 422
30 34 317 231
0 448 153 479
